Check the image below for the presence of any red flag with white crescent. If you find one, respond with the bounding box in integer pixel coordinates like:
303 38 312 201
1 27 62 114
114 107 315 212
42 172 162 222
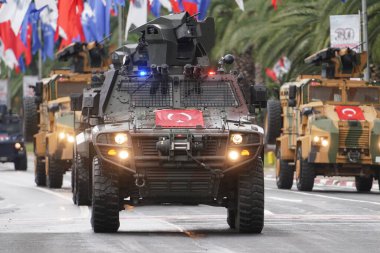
335 106 365 121
155 109 204 128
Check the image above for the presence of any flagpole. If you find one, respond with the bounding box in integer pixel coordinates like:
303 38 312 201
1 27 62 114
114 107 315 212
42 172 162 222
38 20 42 80
362 0 370 81
118 4 123 47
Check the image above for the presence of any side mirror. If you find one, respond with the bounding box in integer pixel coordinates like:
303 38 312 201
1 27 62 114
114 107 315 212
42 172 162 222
48 103 59 113
70 93 83 111
250 85 267 108
288 85 297 107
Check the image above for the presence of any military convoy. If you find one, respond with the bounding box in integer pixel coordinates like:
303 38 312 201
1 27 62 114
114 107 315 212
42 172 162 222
0 105 27 170
24 42 108 188
70 12 267 233
267 47 380 192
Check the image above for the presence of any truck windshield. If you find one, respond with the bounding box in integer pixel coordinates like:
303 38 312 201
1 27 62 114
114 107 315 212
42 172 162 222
118 80 239 108
0 121 21 135
347 87 380 104
309 86 342 102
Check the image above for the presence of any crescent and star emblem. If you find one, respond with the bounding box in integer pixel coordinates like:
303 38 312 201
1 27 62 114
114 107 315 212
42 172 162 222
167 112 193 123
341 108 357 117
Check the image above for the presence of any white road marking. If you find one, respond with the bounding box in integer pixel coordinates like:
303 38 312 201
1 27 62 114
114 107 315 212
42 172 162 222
268 196 303 203
266 187 380 206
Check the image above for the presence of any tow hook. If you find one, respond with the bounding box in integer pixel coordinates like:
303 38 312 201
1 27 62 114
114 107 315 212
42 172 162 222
347 150 361 163
134 174 146 188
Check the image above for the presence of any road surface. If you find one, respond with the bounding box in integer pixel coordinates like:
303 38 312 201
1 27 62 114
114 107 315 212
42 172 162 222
0 157 379 253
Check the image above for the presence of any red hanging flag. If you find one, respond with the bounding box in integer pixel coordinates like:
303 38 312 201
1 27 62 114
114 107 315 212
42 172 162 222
155 109 205 128
335 106 365 121
272 0 277 10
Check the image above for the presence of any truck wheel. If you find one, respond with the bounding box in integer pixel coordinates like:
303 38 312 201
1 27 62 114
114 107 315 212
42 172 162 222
73 154 91 206
355 176 373 192
35 157 46 186
23 97 39 142
264 99 282 145
276 148 294 189
227 209 236 229
91 156 120 233
46 156 63 189
14 154 27 171
234 158 264 233
296 146 314 191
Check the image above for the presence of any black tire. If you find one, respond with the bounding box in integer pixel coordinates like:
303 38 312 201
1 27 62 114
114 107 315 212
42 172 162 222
23 97 39 142
234 158 264 233
355 176 373 192
276 148 294 189
35 157 46 186
14 155 27 171
46 156 63 189
227 209 236 229
264 99 282 145
73 154 91 206
296 146 314 191
91 156 120 233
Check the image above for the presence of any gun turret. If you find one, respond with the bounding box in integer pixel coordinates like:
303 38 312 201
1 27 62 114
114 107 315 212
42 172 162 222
304 47 367 79
56 41 108 73
112 12 215 73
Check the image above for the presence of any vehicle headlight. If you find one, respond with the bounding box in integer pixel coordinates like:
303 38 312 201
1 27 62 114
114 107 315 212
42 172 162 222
59 132 66 140
231 134 243 145
313 136 320 143
321 139 329 147
114 133 128 145
67 135 75 143
118 150 129 160
313 136 329 147
228 150 240 161
15 143 21 149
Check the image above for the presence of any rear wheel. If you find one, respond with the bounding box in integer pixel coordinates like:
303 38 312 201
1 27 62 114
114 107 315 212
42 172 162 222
46 156 63 189
355 176 373 192
233 158 264 233
275 148 294 189
296 146 314 191
14 154 27 171
35 157 46 186
73 154 91 206
23 97 39 142
264 99 282 145
91 156 120 233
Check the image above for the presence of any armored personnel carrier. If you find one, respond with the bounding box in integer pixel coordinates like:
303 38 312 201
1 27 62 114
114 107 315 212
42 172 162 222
267 47 380 192
78 12 267 233
26 42 108 188
0 105 27 170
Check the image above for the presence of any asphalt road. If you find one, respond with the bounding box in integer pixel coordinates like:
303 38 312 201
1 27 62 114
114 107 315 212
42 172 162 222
0 157 380 253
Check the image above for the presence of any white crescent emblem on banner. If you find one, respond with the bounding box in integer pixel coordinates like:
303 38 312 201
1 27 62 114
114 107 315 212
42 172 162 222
167 112 193 123
342 108 357 117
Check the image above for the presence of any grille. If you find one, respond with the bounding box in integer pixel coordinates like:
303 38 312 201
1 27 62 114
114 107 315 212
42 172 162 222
338 121 369 148
180 81 238 107
118 80 172 107
144 168 213 193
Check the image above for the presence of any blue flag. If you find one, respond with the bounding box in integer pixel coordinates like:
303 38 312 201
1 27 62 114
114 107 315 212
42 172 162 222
42 23 54 61
18 56 26 73
151 0 161 17
94 0 111 41
198 0 210 20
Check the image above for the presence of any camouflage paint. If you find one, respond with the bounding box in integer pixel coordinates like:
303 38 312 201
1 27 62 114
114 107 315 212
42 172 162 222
370 119 380 163
311 118 339 163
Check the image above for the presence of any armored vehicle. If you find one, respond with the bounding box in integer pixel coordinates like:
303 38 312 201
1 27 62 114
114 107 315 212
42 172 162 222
79 12 266 233
27 42 108 188
267 47 380 192
0 105 27 170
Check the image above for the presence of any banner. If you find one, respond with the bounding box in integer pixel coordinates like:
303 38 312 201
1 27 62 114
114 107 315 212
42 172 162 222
330 15 361 51
23 75 38 97
0 80 7 105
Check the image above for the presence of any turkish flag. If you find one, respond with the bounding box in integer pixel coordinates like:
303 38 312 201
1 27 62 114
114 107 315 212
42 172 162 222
155 109 204 128
335 106 365 121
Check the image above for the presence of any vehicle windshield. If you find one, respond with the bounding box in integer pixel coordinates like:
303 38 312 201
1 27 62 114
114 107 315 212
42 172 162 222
118 80 239 108
347 87 380 104
309 86 342 102
0 120 21 135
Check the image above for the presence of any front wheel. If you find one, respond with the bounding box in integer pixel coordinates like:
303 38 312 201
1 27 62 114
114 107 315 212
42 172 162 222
35 157 46 186
355 176 373 192
14 154 27 171
232 158 264 233
91 156 120 233
275 148 294 189
46 156 63 189
295 146 314 191
73 154 91 206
